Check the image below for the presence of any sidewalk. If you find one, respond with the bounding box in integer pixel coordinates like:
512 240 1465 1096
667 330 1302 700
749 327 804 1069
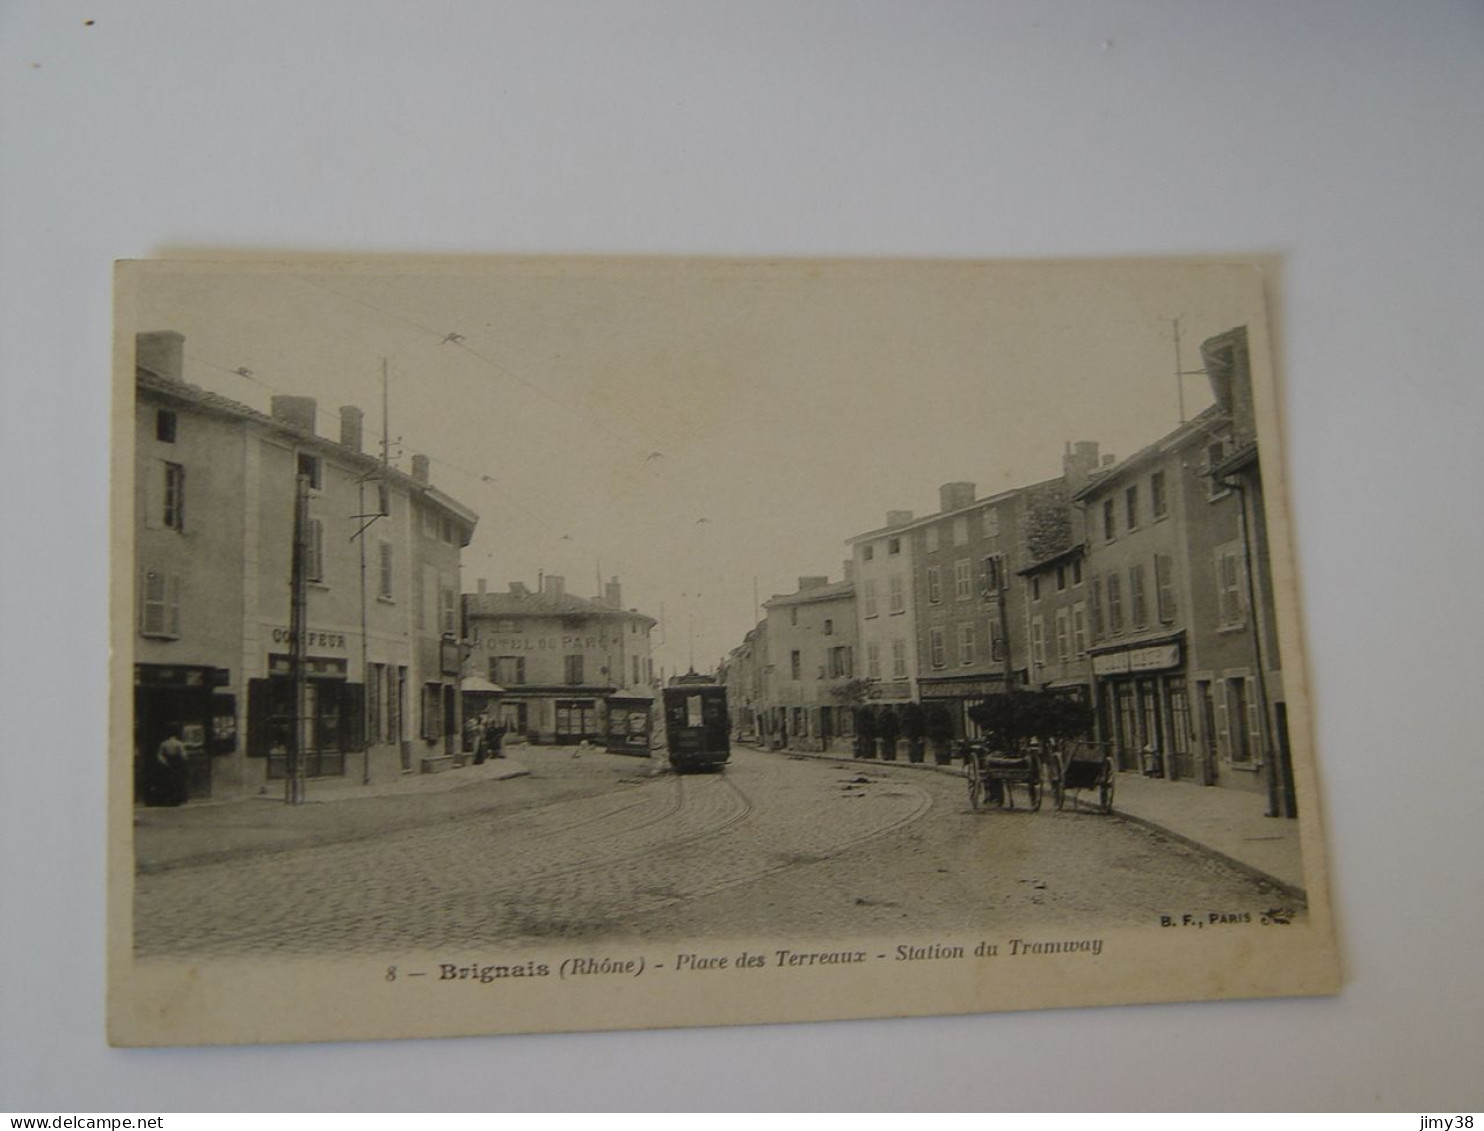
756 743 1306 900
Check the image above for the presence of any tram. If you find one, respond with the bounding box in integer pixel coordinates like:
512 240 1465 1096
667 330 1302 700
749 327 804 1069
660 683 731 772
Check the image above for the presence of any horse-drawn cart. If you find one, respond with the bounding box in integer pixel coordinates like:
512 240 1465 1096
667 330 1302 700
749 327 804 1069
961 741 1043 812
1047 739 1115 814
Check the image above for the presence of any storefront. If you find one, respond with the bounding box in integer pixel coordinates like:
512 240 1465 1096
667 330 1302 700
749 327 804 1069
134 663 233 802
247 654 363 781
919 674 1010 739
1089 636 1197 779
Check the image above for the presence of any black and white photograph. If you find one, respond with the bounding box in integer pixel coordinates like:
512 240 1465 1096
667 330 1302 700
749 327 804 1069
110 256 1337 1046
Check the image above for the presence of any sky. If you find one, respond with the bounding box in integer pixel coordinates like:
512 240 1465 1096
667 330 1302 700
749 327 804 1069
127 257 1265 678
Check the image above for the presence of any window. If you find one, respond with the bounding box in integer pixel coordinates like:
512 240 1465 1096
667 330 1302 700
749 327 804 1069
888 574 905 614
1155 553 1176 623
1055 608 1070 663
1207 441 1230 499
1151 470 1168 518
888 536 901 556
439 586 456 635
163 462 185 532
1056 565 1067 592
925 525 940 553
958 623 975 666
305 518 324 583
954 559 972 601
790 607 798 627
1031 616 1046 666
983 555 1002 593
1031 576 1042 602
927 566 942 604
824 618 833 635
790 650 802 681
952 516 969 546
156 409 177 443
1106 573 1124 635
564 654 585 685
139 569 180 638
1125 485 1139 530
862 544 874 562
867 641 881 680
297 452 322 489
1072 602 1088 656
828 645 851 678
492 656 526 686
1089 577 1104 639
1227 678 1255 764
1072 558 1083 586
632 656 642 686
1129 563 1148 629
929 627 946 668
863 579 879 618
378 541 393 600
982 508 999 538
1103 498 1116 540
1217 545 1245 627
421 683 443 740
891 639 907 680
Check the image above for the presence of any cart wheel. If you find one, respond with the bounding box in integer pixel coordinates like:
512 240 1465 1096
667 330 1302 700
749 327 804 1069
967 768 984 812
1027 776 1042 812
1098 767 1115 814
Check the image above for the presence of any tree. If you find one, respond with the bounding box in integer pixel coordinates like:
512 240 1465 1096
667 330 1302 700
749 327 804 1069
965 689 1093 757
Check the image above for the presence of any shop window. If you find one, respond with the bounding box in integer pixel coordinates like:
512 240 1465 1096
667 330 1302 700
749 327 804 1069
156 409 177 443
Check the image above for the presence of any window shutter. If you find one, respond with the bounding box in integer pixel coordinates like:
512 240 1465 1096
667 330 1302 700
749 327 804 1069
144 461 164 530
341 682 365 752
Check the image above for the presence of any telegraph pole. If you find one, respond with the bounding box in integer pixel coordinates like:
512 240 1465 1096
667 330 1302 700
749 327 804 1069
288 472 310 804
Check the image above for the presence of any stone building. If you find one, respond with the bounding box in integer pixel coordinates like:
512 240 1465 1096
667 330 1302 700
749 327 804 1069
462 576 656 744
846 511 920 705
133 331 477 802
757 574 857 752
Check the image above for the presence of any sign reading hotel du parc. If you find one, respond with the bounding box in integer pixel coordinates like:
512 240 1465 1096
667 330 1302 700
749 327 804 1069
111 256 1336 1048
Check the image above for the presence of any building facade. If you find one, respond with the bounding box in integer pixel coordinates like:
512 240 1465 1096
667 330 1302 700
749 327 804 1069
462 576 656 744
133 331 477 802
847 511 920 706
757 575 857 752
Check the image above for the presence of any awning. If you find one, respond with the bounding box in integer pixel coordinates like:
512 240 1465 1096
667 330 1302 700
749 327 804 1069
460 676 505 695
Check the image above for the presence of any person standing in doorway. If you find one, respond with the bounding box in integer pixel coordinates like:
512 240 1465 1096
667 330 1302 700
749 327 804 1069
154 725 190 806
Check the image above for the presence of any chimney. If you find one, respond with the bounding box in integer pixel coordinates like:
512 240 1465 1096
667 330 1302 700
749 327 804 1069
477 578 488 596
886 509 914 527
605 577 622 608
411 454 430 483
1102 454 1116 468
544 574 565 598
136 331 185 383
1061 441 1101 495
271 395 318 435
798 576 828 591
939 482 976 513
339 406 364 452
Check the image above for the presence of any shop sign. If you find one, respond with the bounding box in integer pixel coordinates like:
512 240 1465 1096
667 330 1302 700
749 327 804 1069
270 627 348 650
1092 643 1180 676
268 654 349 679
920 678 1004 698
867 681 913 701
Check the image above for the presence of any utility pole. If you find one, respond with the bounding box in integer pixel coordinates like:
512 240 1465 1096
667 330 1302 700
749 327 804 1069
287 472 310 804
352 359 392 786
1162 316 1209 427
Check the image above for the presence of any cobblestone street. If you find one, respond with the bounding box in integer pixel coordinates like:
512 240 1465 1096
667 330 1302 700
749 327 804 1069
135 745 1295 958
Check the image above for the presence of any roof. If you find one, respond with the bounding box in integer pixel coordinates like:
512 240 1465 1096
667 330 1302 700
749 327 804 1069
137 368 480 531
845 478 1060 545
1016 543 1086 577
463 589 657 626
763 579 854 608
1073 405 1226 502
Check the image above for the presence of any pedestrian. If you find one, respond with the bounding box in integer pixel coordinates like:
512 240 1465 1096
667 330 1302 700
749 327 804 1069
152 725 190 806
484 715 505 760
472 713 488 765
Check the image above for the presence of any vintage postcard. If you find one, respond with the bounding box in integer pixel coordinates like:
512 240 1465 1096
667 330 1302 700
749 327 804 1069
109 255 1338 1046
